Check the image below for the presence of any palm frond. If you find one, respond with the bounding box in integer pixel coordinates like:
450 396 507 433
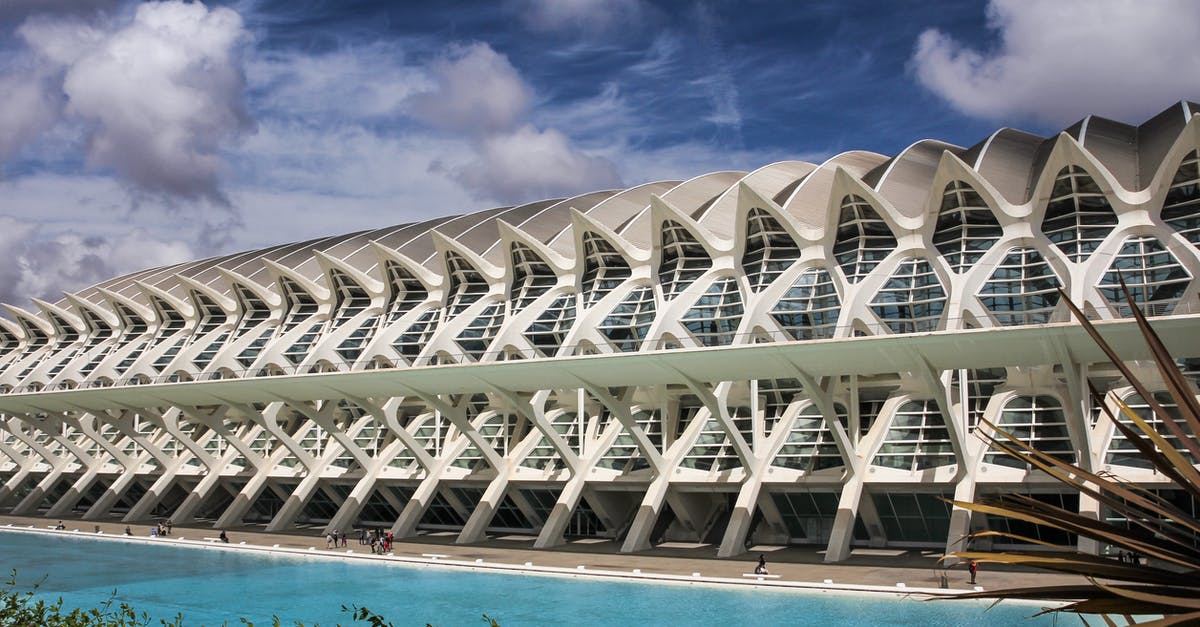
943 285 1200 624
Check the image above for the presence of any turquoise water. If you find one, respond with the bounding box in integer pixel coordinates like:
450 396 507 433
1 530 1069 626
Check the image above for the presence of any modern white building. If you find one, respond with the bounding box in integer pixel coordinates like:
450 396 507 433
0 103 1198 561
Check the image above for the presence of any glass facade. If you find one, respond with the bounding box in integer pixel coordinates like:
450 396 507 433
681 405 750 471
870 492 952 544
1042 165 1118 262
384 262 428 323
523 294 576 357
933 181 1001 272
871 400 954 471
833 195 895 283
978 247 1061 325
579 232 631 307
957 368 1006 431
1162 150 1200 244
509 243 557 314
771 404 845 472
681 277 744 346
392 308 439 364
869 258 946 333
187 293 228 371
770 267 840 340
658 221 710 299
742 208 800 292
329 271 374 364
1104 392 1197 468
985 492 1078 547
771 491 850 543
597 286 655 352
1097 235 1190 317
597 409 661 472
985 395 1074 468
759 377 804 434
445 251 488 315
454 302 505 360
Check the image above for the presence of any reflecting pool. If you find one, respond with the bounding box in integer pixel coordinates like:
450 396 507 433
1 530 1070 626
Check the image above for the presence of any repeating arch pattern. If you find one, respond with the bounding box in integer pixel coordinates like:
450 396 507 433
1 103 1199 562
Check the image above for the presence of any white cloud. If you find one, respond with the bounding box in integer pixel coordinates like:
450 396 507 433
912 0 1200 125
0 70 61 163
16 1 253 201
400 41 625 204
247 43 429 120
406 42 532 136
0 215 194 306
517 0 643 34
453 124 621 203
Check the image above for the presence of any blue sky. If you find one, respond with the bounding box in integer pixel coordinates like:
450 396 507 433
0 0 1197 306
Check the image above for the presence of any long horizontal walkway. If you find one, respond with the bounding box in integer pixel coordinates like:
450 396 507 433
0 513 1083 595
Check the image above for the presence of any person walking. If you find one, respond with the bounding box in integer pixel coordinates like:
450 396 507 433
968 559 978 585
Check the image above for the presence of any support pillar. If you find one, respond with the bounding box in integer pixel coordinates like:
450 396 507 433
212 472 268 528
172 471 230 525
1077 490 1101 555
324 471 382 535
392 473 442 538
0 465 34 506
46 466 101 517
620 474 672 553
83 469 140 520
456 470 510 544
944 475 977 563
534 474 588 549
265 471 324 532
11 466 68 515
824 476 865 562
124 471 179 522
718 476 764 558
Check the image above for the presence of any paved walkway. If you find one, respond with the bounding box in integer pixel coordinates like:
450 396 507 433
0 513 1083 595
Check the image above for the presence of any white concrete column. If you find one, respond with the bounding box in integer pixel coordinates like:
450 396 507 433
620 474 672 553
392 472 443 537
718 478 764 558
456 467 511 544
0 437 43 506
45 465 102 517
823 475 865 562
123 468 182 522
265 469 326 532
390 420 473 537
211 469 273 528
11 467 68 515
532 416 625 549
0 464 36 506
944 474 978 563
82 469 142 520
533 474 588 549
4 420 75 515
1077 489 1101 555
322 435 413 535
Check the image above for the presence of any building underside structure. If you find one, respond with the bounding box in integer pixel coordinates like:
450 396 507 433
1 103 1199 562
